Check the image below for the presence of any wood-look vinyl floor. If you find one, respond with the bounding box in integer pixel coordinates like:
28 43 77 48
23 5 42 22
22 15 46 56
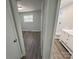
22 31 42 59
53 39 71 59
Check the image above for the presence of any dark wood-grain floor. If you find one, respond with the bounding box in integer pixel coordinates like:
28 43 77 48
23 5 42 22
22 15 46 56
22 31 42 59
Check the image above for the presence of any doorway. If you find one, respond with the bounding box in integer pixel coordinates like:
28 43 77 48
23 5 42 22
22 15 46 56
16 0 43 59
7 0 65 59
50 0 73 59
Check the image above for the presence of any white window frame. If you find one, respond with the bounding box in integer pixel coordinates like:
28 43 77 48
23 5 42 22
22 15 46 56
24 15 33 22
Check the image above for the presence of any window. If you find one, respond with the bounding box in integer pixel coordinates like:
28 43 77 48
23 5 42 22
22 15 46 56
24 15 33 22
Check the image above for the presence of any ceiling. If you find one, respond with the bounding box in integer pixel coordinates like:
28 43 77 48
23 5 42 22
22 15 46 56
17 0 73 12
17 0 42 12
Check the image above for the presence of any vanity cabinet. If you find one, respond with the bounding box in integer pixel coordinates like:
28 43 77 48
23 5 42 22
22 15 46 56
60 30 73 54
66 35 73 51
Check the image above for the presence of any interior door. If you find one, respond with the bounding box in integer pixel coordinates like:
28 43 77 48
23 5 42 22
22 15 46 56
6 0 21 59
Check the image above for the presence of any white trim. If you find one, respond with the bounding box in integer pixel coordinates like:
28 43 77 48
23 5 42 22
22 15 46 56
42 0 61 59
22 29 41 32
50 0 61 59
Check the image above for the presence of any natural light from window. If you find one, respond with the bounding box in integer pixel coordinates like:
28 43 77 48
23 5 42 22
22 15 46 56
24 15 33 22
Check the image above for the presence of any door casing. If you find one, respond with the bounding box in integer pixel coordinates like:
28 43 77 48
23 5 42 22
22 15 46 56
41 0 61 59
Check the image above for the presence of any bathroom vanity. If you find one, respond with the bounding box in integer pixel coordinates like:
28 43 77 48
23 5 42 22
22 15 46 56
60 29 73 55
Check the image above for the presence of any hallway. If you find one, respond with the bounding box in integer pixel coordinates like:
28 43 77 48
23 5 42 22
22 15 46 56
22 31 42 59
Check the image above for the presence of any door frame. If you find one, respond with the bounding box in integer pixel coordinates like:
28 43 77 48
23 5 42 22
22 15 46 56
8 0 61 59
50 0 61 59
41 0 61 59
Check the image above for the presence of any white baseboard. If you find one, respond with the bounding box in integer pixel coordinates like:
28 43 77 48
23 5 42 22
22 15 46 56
22 29 41 32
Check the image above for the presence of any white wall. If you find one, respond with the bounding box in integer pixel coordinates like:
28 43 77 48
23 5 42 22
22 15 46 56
19 10 41 31
56 3 73 34
17 0 42 12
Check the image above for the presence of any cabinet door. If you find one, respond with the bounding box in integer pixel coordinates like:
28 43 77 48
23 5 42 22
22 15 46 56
66 35 73 51
60 31 68 44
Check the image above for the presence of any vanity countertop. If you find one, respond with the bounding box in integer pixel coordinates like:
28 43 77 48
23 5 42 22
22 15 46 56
62 29 73 36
